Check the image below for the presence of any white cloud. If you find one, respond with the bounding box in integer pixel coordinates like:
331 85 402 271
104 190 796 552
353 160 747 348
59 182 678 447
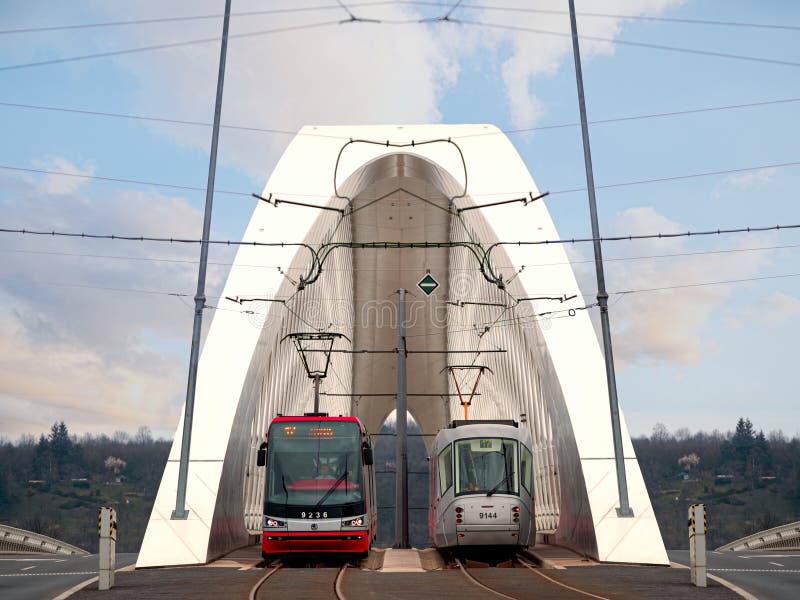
85 1 459 179
574 206 775 367
0 166 237 438
727 291 800 327
713 167 777 199
473 0 686 128
64 0 688 176
32 157 96 196
760 291 800 322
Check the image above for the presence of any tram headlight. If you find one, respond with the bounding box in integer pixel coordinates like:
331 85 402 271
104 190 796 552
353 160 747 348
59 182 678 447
264 517 285 528
342 516 364 527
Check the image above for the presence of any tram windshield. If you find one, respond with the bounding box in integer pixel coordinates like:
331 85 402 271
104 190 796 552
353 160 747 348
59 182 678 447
266 420 363 514
454 438 519 496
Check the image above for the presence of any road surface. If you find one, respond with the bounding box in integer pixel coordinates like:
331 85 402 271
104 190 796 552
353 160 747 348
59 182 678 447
0 553 137 600
669 549 800 600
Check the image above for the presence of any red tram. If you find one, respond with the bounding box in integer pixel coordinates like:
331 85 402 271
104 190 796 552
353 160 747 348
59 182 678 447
257 414 377 558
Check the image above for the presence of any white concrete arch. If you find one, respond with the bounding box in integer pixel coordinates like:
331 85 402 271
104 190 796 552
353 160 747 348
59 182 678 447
138 124 667 568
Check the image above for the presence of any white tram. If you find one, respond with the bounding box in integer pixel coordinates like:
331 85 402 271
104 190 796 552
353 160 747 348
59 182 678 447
429 420 534 548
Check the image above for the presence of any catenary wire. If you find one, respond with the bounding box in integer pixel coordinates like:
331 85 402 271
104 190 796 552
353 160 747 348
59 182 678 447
5 241 798 271
0 3 403 35
12 271 800 322
3 96 799 141
2 12 798 72
3 2 797 35
0 100 345 139
548 160 800 197
451 18 800 69
408 2 800 32
3 158 800 201
2 222 800 248
0 164 252 197
0 20 343 72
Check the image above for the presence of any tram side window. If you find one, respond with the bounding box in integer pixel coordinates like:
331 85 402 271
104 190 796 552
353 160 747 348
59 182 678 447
438 444 453 495
521 445 532 494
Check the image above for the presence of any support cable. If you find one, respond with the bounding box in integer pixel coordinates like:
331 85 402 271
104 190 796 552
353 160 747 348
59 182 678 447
4 158 800 202
3 3 797 36
448 18 800 69
6 239 797 270
0 20 344 72
3 96 798 141
332 137 468 206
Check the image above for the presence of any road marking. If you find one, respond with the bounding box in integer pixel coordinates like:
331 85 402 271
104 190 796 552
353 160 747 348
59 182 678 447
50 562 133 600
710 568 800 573
770 561 784 567
672 559 760 600
20 565 36 571
740 554 800 558
706 573 760 600
0 558 66 562
0 571 97 577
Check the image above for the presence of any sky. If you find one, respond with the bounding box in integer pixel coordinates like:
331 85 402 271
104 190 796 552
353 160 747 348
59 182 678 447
1 0 799 441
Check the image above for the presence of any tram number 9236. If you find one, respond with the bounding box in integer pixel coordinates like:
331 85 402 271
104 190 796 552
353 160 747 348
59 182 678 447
301 511 328 519
478 512 498 519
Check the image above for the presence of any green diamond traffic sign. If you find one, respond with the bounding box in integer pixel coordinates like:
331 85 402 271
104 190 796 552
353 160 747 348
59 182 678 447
417 273 439 296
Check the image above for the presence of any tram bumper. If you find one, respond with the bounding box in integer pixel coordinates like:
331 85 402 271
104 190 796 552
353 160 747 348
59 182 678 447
455 524 521 546
262 530 369 554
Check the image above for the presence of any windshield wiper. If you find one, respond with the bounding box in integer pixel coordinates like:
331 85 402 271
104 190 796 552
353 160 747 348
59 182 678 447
487 443 510 496
314 456 348 509
486 477 507 497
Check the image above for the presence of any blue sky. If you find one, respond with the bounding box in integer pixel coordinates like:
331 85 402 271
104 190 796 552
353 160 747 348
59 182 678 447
1 0 799 440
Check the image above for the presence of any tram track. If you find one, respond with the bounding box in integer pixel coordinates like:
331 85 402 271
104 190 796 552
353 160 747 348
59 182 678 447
334 562 348 600
248 563 282 600
455 557 519 600
249 561 350 600
455 554 613 600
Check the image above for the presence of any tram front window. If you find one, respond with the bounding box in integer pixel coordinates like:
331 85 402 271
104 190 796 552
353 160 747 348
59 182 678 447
266 420 364 517
454 438 519 496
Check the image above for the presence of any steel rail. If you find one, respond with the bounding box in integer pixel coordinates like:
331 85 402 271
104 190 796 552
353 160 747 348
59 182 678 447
334 563 348 600
454 557 520 600
456 553 615 600
248 564 282 600
517 557 611 600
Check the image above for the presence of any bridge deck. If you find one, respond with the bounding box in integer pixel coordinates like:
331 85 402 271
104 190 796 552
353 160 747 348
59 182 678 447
67 546 740 600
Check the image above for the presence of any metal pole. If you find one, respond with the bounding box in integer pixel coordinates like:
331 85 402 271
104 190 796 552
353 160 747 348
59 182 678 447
313 375 320 414
172 0 232 520
567 0 632 517
395 289 409 547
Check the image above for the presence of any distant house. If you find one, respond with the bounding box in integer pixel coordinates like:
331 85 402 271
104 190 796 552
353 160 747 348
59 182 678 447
123 492 145 504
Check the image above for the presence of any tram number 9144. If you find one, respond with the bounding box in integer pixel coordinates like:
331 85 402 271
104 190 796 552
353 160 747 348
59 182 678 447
478 512 498 519
301 511 328 519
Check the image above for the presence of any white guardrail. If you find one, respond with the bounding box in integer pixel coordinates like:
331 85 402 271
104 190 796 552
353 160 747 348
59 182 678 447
0 524 89 555
716 521 800 552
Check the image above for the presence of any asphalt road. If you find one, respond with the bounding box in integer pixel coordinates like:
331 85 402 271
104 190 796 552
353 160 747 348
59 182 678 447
0 553 137 600
669 549 800 600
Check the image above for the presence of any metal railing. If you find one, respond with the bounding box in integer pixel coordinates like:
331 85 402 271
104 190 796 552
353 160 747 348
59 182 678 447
0 524 89 555
716 521 800 551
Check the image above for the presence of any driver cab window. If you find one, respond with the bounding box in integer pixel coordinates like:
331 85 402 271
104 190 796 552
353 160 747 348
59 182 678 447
438 444 453 495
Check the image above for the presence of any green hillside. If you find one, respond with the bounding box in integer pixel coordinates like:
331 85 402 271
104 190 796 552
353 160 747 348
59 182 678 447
1 418 798 553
